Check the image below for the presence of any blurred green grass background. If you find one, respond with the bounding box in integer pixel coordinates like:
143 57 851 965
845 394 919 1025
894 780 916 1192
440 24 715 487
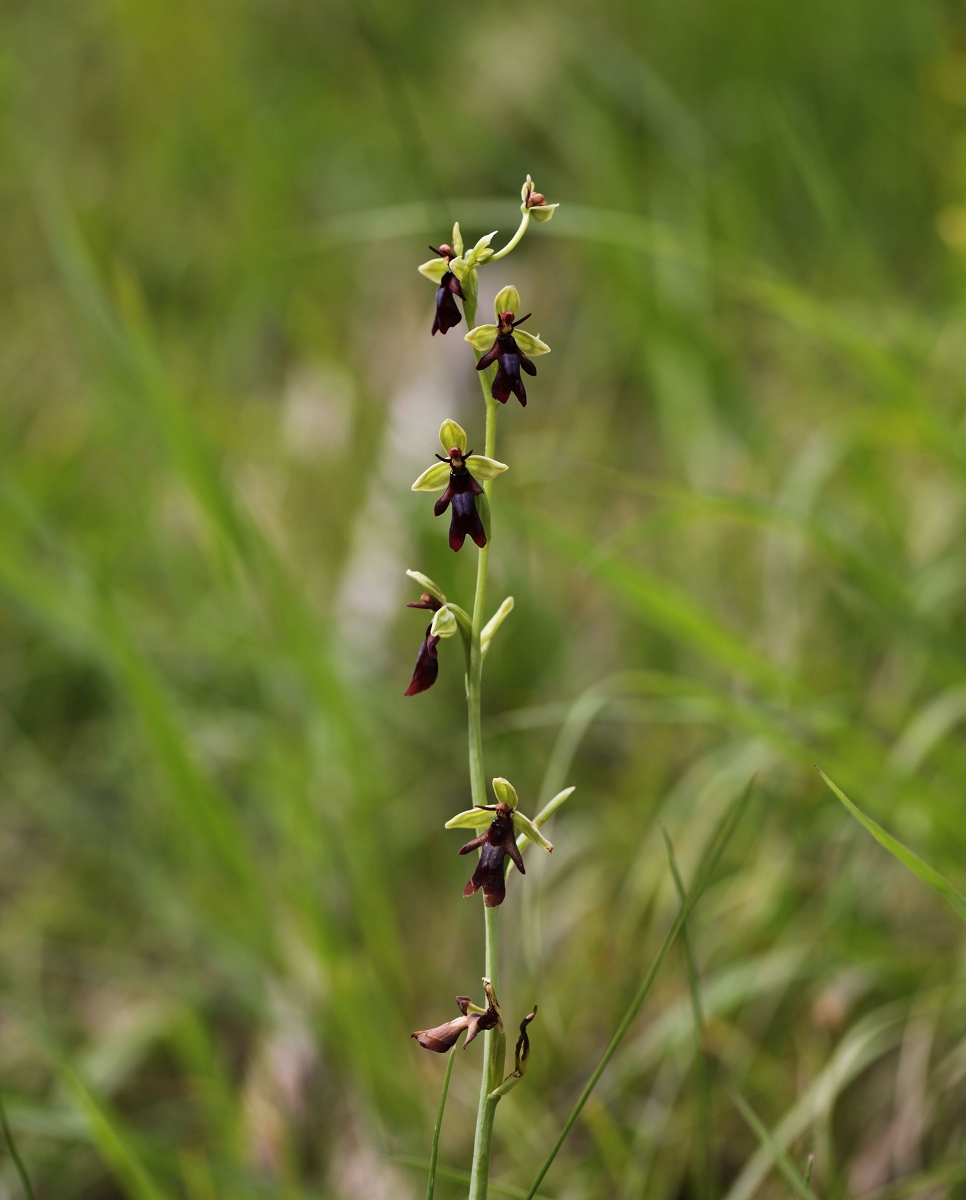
3 0 966 1196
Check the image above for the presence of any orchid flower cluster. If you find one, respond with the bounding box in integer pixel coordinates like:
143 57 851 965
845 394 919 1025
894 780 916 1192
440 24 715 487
402 178 573 1200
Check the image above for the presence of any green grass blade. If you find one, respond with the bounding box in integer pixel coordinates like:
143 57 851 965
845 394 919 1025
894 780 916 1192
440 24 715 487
523 776 757 1200
0 1088 36 1200
817 769 966 923
425 1050 455 1200
729 1089 818 1200
660 824 713 1200
59 1064 174 1200
521 511 790 698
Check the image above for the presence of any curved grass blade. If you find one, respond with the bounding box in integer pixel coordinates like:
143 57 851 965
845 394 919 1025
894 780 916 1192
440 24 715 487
426 1050 455 1200
817 769 966 923
729 1089 818 1200
660 825 713 1200
59 1063 174 1200
523 777 757 1200
0 1088 36 1200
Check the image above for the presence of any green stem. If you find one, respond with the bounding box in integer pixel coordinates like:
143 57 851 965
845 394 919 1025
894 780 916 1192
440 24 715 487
465 309 502 1198
468 906 502 1200
426 1050 456 1200
489 210 531 263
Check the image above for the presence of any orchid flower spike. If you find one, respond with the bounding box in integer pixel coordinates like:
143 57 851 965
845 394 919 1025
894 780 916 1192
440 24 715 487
465 286 550 407
445 777 552 907
411 419 507 552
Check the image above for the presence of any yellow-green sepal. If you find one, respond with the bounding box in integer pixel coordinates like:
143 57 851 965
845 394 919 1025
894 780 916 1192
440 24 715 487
405 569 446 604
465 324 497 352
494 285 521 319
528 202 558 223
463 231 497 269
467 455 508 481
452 222 464 256
512 811 552 852
430 605 459 639
445 807 493 830
512 329 550 356
481 597 513 658
491 778 518 809
418 257 449 283
411 461 450 492
439 419 467 455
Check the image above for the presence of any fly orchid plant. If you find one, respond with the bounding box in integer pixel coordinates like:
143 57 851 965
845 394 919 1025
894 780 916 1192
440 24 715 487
405 177 574 1200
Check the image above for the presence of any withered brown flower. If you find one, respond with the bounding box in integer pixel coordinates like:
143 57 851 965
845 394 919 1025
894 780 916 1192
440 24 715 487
412 993 499 1053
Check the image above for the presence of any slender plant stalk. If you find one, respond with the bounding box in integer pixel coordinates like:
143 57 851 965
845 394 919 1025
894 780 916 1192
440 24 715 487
466 293 504 1197
489 212 530 263
426 1050 456 1200
523 779 755 1200
660 824 714 1200
0 1088 36 1200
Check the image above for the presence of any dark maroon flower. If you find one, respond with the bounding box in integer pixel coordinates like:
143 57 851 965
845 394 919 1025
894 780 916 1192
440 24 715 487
476 311 538 406
429 244 464 336
459 802 526 907
434 447 486 552
404 593 442 697
412 992 500 1052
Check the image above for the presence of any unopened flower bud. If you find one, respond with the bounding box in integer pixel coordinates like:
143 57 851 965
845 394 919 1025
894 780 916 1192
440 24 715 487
520 174 558 223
